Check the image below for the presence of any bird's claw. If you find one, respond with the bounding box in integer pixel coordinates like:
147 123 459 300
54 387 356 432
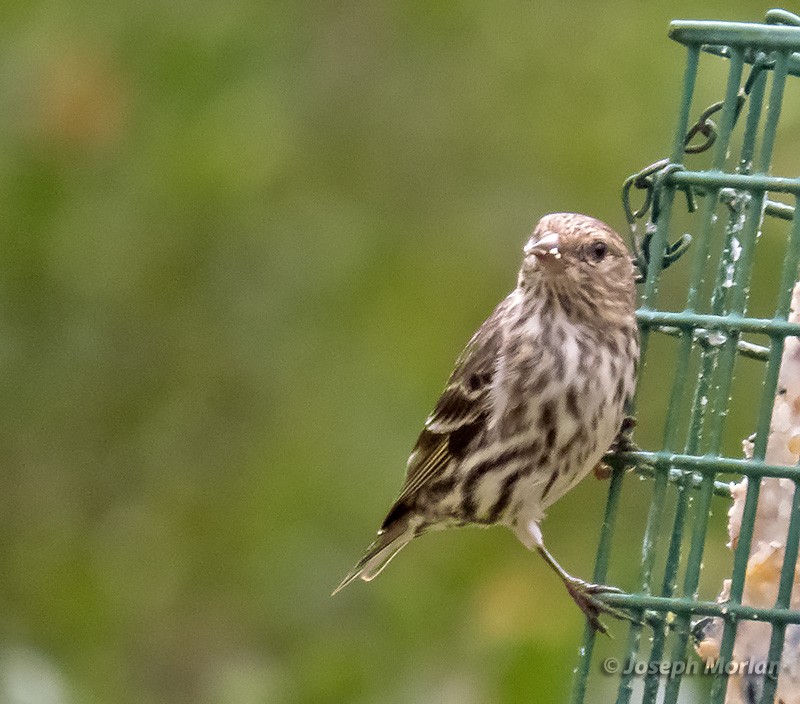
602 416 641 477
564 578 637 635
599 417 640 478
609 415 639 454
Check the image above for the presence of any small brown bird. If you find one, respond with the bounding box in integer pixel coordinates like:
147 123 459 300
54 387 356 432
335 213 639 632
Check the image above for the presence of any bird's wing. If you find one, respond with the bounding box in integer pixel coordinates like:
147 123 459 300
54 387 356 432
389 295 512 510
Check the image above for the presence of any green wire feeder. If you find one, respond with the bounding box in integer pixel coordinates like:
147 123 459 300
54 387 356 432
571 9 800 704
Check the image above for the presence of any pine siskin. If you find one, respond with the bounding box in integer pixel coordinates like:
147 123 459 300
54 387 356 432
335 213 639 632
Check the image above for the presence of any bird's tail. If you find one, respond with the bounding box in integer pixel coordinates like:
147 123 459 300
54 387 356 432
332 515 416 595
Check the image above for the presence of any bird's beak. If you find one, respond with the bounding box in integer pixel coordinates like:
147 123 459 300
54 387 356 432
524 231 562 265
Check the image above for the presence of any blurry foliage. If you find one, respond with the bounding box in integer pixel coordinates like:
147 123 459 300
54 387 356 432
0 1 795 703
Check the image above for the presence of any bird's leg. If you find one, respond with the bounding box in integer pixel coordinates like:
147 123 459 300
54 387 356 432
523 521 634 634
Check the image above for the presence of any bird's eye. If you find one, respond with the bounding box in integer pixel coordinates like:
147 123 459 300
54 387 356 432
586 240 608 263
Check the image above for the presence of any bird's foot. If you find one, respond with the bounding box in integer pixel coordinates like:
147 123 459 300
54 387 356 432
563 578 636 635
609 415 639 455
597 422 639 478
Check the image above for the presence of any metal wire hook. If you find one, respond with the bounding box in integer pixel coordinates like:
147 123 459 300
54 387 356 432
622 159 669 227
651 163 686 223
683 101 723 154
624 161 694 282
622 52 770 283
683 93 748 155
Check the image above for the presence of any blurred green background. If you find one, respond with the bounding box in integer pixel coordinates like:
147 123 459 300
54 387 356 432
1 2 797 703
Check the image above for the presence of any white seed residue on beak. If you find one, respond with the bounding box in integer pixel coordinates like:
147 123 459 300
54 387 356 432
525 231 561 260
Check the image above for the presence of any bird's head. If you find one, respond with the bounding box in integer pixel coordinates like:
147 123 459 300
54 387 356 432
519 213 637 325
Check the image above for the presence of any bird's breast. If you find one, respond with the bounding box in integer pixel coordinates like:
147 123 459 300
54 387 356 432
483 316 635 520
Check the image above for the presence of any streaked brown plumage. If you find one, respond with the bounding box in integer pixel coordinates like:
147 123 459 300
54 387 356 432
335 213 639 632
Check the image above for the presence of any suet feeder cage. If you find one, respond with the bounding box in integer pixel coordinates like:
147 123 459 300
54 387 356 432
572 9 800 704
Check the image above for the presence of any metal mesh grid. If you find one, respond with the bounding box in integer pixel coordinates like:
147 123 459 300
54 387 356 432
571 10 800 704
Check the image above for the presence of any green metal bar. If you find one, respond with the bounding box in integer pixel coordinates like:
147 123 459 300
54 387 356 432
698 43 800 78
640 471 691 703
766 8 800 27
738 59 769 172
758 480 800 703
654 325 770 360
637 45 700 370
569 466 626 704
640 45 701 308
670 46 703 164
712 50 746 173
662 42 743 448
764 199 796 220
690 66 769 469
662 477 715 704
756 56 789 173
662 49 765 703
631 463 732 497
637 310 800 336
588 13 800 703
721 189 797 222
669 21 800 51
629 49 733 702
691 240 758 700
772 217 800 324
597 593 800 624
699 59 767 424
710 53 793 701
614 468 667 704
669 171 800 193
684 56 766 457
635 45 699 404
601 45 704 704
618 450 800 481
640 47 748 702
